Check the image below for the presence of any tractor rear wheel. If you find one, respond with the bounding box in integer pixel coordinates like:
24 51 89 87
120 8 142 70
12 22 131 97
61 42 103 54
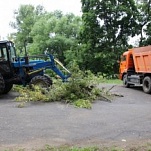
30 75 52 88
3 83 13 94
0 74 5 94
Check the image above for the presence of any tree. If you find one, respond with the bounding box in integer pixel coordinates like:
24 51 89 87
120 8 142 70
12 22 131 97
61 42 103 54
10 4 46 52
30 12 82 64
136 0 151 46
80 0 138 75
10 4 82 65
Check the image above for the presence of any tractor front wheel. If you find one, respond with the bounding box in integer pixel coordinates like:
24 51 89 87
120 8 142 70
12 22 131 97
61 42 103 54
30 75 52 88
0 74 5 94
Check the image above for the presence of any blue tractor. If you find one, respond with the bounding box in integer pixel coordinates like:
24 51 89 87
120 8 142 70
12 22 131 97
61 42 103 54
0 40 71 94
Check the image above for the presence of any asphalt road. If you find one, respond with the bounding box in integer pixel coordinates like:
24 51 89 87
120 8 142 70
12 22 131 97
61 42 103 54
0 84 151 150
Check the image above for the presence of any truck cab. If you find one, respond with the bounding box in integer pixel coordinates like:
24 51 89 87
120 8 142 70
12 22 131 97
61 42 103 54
119 49 135 80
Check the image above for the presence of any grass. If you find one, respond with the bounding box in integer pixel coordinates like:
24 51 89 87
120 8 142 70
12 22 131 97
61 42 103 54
101 78 122 84
3 143 151 151
39 145 99 151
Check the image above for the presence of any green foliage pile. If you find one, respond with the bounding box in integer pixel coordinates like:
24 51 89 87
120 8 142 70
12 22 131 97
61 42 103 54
14 65 106 109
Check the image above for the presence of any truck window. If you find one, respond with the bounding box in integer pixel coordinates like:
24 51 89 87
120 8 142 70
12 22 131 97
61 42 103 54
121 55 126 61
130 54 133 61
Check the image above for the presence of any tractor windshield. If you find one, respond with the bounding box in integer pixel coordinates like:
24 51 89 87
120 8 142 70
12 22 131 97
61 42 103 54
6 41 16 61
0 41 16 62
9 45 16 61
0 44 8 61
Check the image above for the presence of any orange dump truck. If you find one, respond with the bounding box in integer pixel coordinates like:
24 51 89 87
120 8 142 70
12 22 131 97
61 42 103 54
119 45 151 93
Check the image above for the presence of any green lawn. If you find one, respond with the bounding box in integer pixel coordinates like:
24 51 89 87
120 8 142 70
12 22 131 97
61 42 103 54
5 144 151 151
101 78 122 84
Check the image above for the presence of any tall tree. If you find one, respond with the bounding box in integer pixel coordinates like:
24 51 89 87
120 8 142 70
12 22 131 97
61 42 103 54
10 4 46 51
30 12 82 64
80 0 138 75
136 0 151 46
10 5 82 64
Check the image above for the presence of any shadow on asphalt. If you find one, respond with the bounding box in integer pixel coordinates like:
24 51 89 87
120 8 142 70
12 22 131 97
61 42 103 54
123 85 151 95
0 91 19 100
129 86 143 92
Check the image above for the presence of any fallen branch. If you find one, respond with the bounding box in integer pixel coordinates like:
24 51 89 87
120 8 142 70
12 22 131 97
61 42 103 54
108 85 116 91
100 95 112 103
112 93 124 97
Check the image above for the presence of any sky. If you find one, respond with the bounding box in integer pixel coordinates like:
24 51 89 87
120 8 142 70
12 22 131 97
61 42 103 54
0 0 81 39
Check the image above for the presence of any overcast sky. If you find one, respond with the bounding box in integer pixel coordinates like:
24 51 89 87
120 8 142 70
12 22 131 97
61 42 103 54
0 0 81 39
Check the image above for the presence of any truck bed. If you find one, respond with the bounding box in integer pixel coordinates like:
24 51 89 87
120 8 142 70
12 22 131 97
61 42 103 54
132 45 151 73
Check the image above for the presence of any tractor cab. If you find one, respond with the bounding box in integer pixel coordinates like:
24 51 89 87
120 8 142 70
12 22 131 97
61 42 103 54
0 41 16 77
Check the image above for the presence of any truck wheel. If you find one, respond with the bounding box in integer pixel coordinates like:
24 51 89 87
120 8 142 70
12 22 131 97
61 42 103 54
0 74 5 94
30 75 51 88
123 74 130 88
3 83 13 94
143 76 151 94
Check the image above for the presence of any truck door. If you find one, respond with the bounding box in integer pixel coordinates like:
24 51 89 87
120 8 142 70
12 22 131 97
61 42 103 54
128 54 135 71
119 55 127 79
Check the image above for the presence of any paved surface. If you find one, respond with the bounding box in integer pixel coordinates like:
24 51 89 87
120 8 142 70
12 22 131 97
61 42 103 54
0 84 151 150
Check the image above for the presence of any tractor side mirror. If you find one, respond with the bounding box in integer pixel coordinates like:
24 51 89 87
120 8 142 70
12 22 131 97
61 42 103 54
44 48 49 55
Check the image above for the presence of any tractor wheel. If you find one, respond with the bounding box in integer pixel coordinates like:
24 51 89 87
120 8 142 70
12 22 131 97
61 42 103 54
143 76 151 94
30 75 51 88
123 74 130 88
44 74 53 86
3 83 13 94
0 74 5 94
